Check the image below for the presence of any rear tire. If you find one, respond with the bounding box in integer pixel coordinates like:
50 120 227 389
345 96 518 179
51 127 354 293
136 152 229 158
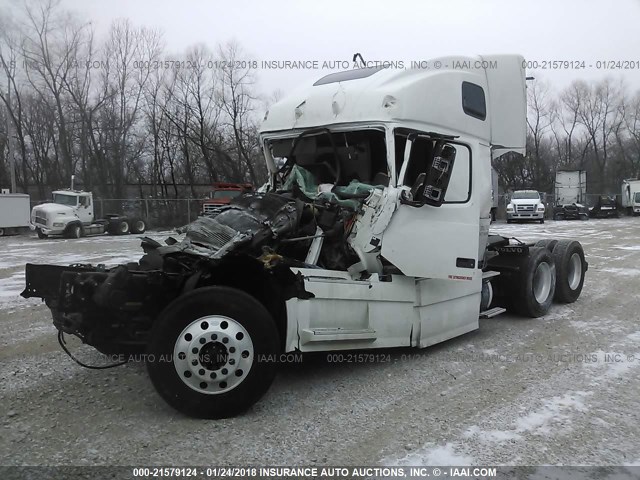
551 240 586 303
117 220 130 235
146 286 280 419
130 219 146 234
534 239 558 252
494 247 556 318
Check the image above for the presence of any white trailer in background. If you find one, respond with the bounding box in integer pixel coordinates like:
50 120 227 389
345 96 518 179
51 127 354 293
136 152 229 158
0 193 31 236
621 179 640 215
553 170 589 220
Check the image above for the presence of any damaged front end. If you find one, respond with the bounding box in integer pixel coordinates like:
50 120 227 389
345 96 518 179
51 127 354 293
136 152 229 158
22 179 380 356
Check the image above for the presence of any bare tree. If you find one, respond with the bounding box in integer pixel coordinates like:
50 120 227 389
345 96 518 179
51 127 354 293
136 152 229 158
578 78 624 192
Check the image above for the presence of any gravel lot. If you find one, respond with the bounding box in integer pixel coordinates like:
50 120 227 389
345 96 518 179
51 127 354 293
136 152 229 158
1 220 639 467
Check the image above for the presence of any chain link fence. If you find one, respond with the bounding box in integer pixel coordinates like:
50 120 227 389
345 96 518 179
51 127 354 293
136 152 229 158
94 198 205 229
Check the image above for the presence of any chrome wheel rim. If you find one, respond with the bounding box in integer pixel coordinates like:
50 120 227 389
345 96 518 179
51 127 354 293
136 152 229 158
567 253 582 290
173 315 254 395
533 262 553 304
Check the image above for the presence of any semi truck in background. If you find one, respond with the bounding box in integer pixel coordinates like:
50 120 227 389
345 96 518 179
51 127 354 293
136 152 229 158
0 192 31 236
553 170 589 220
621 179 640 215
201 182 253 215
31 189 147 239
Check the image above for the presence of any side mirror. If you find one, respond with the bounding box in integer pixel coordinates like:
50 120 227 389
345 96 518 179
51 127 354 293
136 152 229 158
400 142 457 208
421 142 456 207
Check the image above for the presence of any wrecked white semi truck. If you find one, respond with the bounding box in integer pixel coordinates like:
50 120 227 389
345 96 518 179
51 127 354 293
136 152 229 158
22 55 587 418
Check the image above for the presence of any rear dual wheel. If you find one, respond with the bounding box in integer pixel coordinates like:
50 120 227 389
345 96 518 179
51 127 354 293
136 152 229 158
509 247 556 318
551 240 586 303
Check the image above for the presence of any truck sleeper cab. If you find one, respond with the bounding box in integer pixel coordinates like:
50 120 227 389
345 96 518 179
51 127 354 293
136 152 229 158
22 55 588 419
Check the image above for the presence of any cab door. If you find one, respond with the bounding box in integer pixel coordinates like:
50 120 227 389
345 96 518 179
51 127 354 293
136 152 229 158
380 134 483 281
77 195 94 224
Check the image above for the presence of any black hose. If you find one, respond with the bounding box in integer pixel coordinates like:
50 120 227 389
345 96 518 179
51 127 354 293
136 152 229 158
58 331 129 370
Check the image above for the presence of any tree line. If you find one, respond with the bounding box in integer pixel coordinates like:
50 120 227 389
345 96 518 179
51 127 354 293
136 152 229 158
1 1 640 201
0 0 270 200
495 77 640 195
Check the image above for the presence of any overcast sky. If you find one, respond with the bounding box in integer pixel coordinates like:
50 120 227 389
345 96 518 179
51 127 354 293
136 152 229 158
8 0 640 98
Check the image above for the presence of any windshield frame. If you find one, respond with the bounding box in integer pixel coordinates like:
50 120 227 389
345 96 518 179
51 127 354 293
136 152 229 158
212 190 243 200
511 191 540 200
53 193 78 206
262 124 389 189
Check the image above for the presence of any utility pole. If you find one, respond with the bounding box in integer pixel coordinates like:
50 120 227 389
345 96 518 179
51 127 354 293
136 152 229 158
6 79 17 193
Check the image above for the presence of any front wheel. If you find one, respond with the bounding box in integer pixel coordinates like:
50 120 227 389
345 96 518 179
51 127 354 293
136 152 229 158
36 228 48 239
146 286 280 419
65 224 82 239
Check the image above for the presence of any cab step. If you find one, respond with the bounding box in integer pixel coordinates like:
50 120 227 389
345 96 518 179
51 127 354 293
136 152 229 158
300 328 377 344
480 307 506 318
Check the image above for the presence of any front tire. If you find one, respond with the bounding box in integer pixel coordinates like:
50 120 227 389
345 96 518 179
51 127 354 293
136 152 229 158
65 224 82 239
551 240 587 303
146 286 280 419
36 228 48 239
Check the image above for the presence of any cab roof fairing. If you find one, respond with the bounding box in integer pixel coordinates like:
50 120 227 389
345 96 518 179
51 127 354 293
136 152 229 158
259 54 527 155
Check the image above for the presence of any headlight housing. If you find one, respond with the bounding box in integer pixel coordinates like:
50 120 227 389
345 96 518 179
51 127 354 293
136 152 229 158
537 204 545 211
506 204 514 211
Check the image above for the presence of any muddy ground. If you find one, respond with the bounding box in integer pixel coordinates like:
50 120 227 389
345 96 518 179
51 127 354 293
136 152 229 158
0 219 639 468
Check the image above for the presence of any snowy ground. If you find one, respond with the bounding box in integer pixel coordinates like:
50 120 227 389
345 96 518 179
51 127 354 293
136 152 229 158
0 220 639 468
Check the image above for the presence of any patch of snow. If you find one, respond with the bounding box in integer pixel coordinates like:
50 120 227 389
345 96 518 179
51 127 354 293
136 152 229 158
390 443 473 467
597 267 640 277
463 425 521 443
514 392 589 435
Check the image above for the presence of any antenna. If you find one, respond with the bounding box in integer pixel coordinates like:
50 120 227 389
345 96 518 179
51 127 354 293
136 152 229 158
352 53 366 68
